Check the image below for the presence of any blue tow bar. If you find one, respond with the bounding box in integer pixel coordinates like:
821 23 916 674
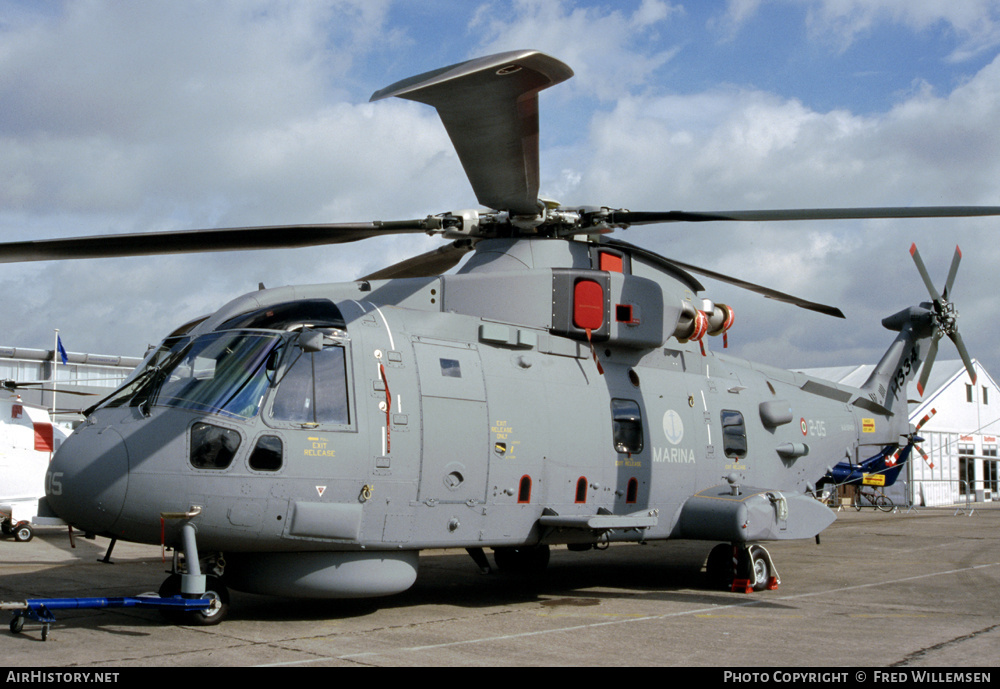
4 595 215 641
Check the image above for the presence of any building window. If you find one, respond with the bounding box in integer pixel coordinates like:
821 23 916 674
984 387 989 405
959 443 976 495
966 384 974 403
986 461 998 495
984 446 998 496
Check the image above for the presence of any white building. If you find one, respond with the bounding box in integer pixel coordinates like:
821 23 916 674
0 345 143 427
803 359 1000 507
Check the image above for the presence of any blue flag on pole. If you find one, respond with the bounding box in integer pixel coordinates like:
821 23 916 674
57 336 68 365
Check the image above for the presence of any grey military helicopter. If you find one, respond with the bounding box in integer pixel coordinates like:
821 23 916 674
3 50 997 625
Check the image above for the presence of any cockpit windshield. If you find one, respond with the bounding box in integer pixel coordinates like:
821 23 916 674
99 331 283 420
96 298 352 423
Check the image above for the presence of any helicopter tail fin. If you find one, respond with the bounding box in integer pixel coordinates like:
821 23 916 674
860 305 932 414
822 444 912 490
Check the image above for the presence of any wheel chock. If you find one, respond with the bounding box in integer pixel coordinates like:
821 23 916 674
766 576 779 590
731 578 753 593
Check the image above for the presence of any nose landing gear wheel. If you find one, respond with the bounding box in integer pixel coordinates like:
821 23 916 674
158 574 230 626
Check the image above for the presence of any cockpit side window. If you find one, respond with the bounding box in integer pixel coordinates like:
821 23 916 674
269 345 350 427
190 422 241 470
249 435 283 472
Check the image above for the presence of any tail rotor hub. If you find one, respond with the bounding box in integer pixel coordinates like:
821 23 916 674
933 300 958 337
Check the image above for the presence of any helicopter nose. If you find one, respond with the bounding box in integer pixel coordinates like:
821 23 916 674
47 424 129 535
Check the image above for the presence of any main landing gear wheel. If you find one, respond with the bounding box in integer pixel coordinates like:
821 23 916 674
706 543 775 592
742 545 771 592
492 544 550 574
158 574 230 626
706 543 734 590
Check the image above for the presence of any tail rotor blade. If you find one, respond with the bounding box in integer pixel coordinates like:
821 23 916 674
916 444 934 469
917 333 940 397
943 245 962 300
910 243 942 303
949 330 977 385
915 408 937 432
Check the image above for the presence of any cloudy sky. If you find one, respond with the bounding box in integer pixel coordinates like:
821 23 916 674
2 0 1000 389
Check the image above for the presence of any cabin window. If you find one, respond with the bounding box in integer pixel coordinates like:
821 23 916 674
721 410 747 459
440 358 462 378
249 435 283 472
575 477 588 504
190 422 241 470
611 399 643 454
270 345 350 426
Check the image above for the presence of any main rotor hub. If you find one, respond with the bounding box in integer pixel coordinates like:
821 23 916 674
436 205 624 240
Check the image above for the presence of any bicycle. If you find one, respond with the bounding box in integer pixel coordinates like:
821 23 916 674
854 485 894 512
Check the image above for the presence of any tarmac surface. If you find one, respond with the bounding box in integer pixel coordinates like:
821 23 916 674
1 504 998 668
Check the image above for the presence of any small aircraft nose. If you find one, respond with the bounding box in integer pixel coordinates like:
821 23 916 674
46 424 129 535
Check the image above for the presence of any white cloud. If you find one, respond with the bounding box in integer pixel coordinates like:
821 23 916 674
1 0 999 381
468 0 683 100
0 0 449 355
555 47 1000 369
720 0 1000 60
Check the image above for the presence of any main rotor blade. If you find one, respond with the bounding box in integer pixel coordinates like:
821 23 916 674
607 206 1000 226
0 221 432 263
372 50 573 216
665 256 846 318
604 238 844 318
360 240 475 281
603 238 704 292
